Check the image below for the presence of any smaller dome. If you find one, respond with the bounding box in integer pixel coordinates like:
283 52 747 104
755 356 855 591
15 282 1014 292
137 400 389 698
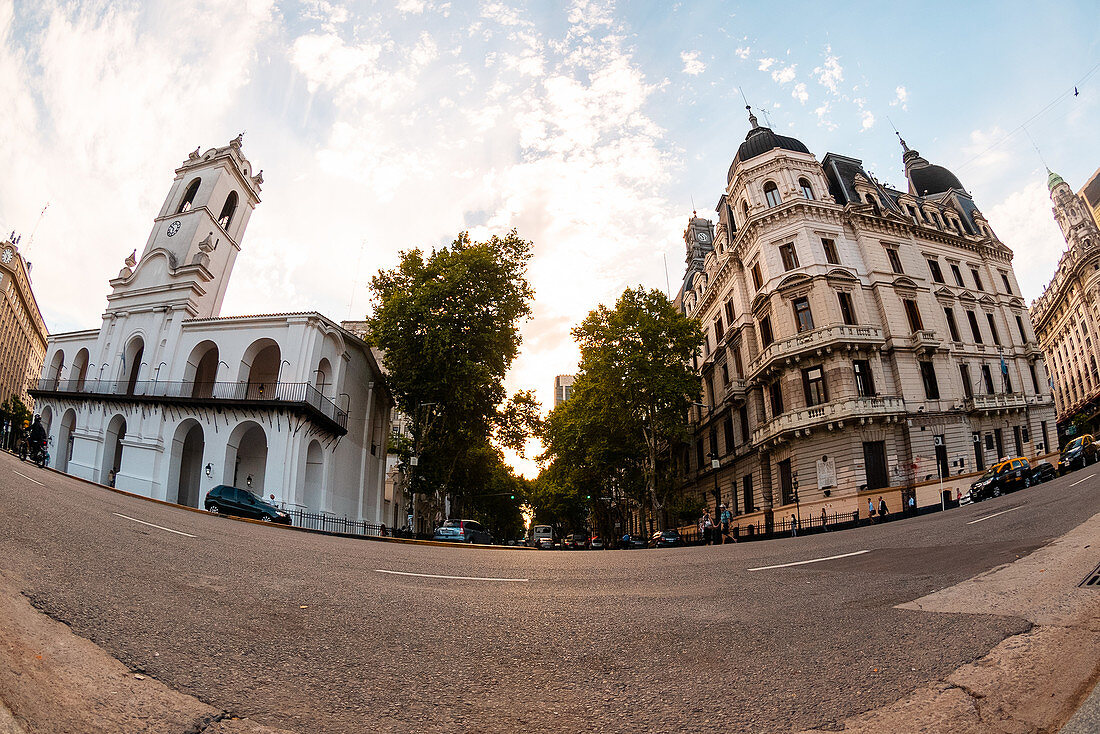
908 164 966 196
1048 169 1066 192
727 128 811 184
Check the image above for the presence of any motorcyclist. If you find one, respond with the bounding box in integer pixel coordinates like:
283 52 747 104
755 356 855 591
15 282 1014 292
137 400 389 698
28 415 46 462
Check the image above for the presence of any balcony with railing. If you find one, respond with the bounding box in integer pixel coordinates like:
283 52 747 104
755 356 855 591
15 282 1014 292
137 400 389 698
722 378 747 401
752 395 905 445
907 329 942 353
963 392 1027 413
748 324 884 378
29 378 348 434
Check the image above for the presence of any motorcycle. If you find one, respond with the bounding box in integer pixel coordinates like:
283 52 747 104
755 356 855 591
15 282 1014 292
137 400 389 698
29 439 48 468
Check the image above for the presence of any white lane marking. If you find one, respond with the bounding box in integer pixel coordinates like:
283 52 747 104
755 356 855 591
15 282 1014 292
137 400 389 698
12 470 44 486
1069 473 1095 488
748 549 870 572
966 506 1024 525
113 513 196 538
375 569 528 582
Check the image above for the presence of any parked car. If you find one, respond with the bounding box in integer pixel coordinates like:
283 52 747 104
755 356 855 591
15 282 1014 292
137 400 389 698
649 529 683 548
569 532 589 550
969 457 1032 501
1059 435 1099 474
433 519 493 544
205 485 291 524
1029 461 1057 484
536 536 554 549
589 535 605 550
622 535 648 549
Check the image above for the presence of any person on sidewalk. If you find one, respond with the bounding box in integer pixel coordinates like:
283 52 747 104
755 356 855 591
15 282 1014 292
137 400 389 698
821 506 828 531
907 495 916 515
878 496 889 521
702 510 714 545
719 504 731 543
868 498 876 523
790 514 798 537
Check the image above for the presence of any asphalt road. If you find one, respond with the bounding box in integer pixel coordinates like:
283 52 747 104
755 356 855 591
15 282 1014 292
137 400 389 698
2 453 1098 733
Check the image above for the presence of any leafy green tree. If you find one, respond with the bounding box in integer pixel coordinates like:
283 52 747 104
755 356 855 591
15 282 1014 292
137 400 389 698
367 230 536 517
541 287 702 529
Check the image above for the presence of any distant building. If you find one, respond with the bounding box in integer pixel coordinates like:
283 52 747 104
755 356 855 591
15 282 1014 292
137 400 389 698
671 109 1054 532
0 236 47 408
554 374 575 408
31 138 393 521
1030 167 1100 435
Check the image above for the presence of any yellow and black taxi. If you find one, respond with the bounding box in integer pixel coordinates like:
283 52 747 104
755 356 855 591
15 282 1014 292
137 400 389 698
1058 434 1099 474
969 457 1032 502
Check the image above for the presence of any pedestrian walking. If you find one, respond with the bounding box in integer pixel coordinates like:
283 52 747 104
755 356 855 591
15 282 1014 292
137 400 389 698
702 510 714 545
878 496 889 521
907 495 916 514
821 506 828 531
790 513 798 537
719 504 731 543
868 498 876 523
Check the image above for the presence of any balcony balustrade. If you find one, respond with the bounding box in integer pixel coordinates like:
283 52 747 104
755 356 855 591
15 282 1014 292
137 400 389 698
722 378 747 401
29 378 348 434
752 395 905 445
908 329 942 352
963 393 1027 412
748 324 883 378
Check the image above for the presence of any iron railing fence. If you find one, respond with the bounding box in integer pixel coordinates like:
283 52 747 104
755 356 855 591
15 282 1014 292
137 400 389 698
31 378 347 430
284 508 432 540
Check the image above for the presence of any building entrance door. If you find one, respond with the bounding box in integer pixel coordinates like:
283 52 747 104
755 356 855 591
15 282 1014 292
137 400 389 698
935 438 948 479
863 441 888 489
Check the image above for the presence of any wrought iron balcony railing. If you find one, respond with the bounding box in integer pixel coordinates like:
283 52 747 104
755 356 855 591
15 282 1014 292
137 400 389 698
30 379 348 433
752 395 905 445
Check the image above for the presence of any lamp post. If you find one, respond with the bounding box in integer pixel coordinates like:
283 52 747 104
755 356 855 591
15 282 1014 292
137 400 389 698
410 401 439 533
792 472 801 533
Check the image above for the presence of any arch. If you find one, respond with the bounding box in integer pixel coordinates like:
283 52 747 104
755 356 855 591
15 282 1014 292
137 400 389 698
864 194 881 215
47 350 64 389
167 420 205 508
102 414 126 485
799 178 815 200
177 178 201 213
302 440 325 511
57 408 76 473
314 357 333 399
71 348 90 390
183 340 219 398
763 181 782 208
121 335 144 395
741 199 750 224
239 339 281 400
217 191 238 230
224 421 267 494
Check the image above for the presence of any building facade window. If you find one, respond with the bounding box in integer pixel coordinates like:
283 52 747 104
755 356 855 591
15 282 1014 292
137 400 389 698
838 291 857 325
177 178 201 213
971 268 984 291
853 360 875 397
714 314 725 343
919 361 940 399
724 415 735 453
751 262 763 290
742 474 754 513
793 297 814 332
950 263 965 286
959 363 973 398
799 178 815 200
1015 314 1027 342
769 379 784 415
966 310 983 343
927 258 944 283
981 364 995 394
759 315 774 348
779 459 794 505
739 405 749 440
986 313 1001 345
1029 363 1040 393
779 243 799 270
903 299 923 332
822 238 840 264
764 182 782 208
886 247 904 274
802 365 827 406
944 307 961 342
1000 272 1013 294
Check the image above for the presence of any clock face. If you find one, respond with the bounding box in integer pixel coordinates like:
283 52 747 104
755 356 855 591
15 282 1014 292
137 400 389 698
1 248 12 264
696 231 710 243
166 220 182 237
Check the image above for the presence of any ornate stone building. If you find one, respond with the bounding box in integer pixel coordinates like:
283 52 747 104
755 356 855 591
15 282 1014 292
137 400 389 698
677 110 1055 529
0 235 48 408
31 138 394 521
1030 167 1100 433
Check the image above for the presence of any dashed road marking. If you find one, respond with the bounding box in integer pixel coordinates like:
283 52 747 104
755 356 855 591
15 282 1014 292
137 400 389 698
966 506 1024 525
12 470 44 486
1069 473 1095 488
748 549 870 572
375 569 528 582
113 513 196 538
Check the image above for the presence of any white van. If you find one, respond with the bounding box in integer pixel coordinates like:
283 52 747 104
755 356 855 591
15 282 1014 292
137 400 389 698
531 525 555 549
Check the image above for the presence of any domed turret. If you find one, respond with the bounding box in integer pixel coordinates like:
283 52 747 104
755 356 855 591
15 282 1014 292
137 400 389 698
727 107 811 184
898 135 967 196
1048 168 1066 192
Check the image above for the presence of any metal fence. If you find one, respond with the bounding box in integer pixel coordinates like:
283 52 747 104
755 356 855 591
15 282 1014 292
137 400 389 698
284 508 433 540
32 378 347 429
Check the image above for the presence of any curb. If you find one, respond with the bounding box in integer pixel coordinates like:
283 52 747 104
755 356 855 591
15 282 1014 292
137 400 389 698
21 456 532 551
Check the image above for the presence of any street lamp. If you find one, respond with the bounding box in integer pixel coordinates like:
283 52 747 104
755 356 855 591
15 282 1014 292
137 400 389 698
792 472 801 532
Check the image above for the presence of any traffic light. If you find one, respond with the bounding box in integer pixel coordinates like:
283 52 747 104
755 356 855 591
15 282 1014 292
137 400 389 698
585 494 590 500
509 494 515 500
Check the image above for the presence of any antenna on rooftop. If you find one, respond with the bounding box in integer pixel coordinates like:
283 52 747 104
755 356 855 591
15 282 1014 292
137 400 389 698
758 108 774 127
26 202 49 249
663 253 671 299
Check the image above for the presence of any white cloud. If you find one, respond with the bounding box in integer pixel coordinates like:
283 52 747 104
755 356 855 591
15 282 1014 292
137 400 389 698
813 48 843 94
814 102 837 131
890 85 908 110
771 64 797 85
395 0 428 12
791 82 808 104
961 126 1012 170
986 180 1065 303
861 110 875 130
757 57 775 71
680 50 705 76
735 46 750 60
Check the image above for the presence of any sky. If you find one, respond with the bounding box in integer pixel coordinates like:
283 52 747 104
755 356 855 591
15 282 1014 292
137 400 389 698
1 1 1098 477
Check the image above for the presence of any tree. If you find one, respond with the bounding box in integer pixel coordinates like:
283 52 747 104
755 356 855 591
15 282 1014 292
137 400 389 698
367 230 536 516
541 287 702 529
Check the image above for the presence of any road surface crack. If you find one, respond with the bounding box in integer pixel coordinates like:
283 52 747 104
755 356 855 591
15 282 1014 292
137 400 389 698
185 711 227 733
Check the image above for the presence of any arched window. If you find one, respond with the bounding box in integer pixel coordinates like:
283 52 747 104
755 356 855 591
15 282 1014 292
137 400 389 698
764 182 782 208
177 179 201 213
799 178 814 200
864 194 880 216
218 191 238 229
741 200 750 224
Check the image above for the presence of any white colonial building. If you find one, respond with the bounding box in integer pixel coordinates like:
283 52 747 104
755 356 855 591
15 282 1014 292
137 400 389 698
31 137 393 521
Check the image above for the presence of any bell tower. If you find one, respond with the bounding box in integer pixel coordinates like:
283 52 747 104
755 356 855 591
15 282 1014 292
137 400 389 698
1049 169 1099 256
107 135 263 319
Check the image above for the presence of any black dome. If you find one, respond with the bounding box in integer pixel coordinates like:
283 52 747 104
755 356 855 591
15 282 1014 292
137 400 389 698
728 127 811 183
909 164 966 196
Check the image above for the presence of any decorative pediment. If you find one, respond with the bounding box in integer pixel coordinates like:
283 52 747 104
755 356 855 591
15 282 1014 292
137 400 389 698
933 286 955 300
777 273 812 291
891 276 919 290
978 294 996 307
750 291 771 315
958 291 977 303
824 267 859 282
